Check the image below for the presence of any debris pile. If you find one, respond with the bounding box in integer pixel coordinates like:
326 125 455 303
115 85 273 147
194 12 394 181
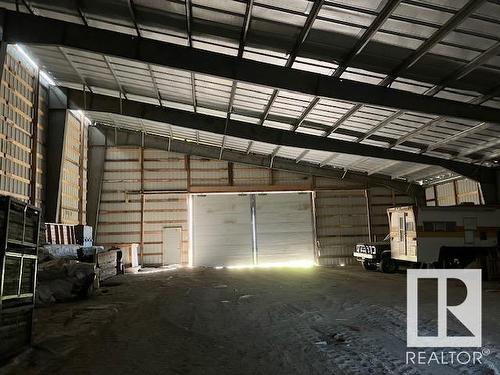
35 246 121 305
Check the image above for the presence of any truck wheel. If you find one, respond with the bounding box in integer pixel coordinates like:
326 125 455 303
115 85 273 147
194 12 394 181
380 257 398 273
362 260 377 271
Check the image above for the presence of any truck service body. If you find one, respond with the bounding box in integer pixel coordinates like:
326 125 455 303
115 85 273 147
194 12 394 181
388 205 500 265
354 205 500 273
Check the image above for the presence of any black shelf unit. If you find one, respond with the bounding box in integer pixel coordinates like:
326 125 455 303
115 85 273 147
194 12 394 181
0 196 41 362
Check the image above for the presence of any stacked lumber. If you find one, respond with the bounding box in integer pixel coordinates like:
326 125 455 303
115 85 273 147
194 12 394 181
97 249 119 281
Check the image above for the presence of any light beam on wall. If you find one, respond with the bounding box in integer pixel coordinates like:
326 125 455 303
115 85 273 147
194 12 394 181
15 44 56 86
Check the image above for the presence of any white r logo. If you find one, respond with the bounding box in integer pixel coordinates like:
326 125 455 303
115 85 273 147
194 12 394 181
407 269 481 348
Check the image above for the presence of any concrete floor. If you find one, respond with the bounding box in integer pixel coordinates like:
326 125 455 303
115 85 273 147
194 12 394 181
3 266 500 375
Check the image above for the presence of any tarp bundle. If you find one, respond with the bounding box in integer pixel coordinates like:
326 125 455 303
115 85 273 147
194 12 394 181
36 258 97 305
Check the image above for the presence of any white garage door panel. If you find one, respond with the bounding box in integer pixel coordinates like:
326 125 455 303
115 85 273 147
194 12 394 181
192 195 253 267
255 193 315 264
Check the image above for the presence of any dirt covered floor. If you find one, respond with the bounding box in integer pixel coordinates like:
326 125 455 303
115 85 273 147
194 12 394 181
2 266 500 375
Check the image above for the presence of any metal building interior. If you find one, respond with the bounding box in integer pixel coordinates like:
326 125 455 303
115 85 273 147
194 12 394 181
0 0 500 373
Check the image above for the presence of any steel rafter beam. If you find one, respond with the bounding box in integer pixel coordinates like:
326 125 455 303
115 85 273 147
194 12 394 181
64 88 496 182
237 0 254 58
58 46 93 93
324 0 487 136
224 0 255 158
360 40 500 145
184 0 193 48
332 0 402 78
126 0 141 36
147 63 163 107
103 55 128 100
259 90 278 126
3 11 500 123
384 0 487 83
287 0 324 66
94 124 425 198
391 87 500 149
422 122 489 154
459 138 500 158
482 150 500 163
259 0 323 126
21 0 34 15
245 140 253 154
319 153 338 167
226 0 254 120
184 0 197 112
295 150 309 163
285 0 401 135
258 0 323 160
126 0 162 106
76 0 88 26
291 97 320 131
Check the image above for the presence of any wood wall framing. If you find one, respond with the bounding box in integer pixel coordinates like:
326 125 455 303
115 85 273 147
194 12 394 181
59 111 87 224
0 49 41 204
95 146 420 266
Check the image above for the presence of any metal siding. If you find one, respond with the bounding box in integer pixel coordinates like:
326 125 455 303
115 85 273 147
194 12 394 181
456 178 481 205
425 186 435 203
435 182 456 206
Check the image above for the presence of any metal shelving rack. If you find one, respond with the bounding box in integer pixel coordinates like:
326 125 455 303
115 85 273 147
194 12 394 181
0 196 41 362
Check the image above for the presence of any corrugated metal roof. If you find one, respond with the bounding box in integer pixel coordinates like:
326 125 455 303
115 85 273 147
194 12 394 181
2 0 500 182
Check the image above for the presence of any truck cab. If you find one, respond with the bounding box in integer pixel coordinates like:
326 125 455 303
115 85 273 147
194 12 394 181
353 235 398 273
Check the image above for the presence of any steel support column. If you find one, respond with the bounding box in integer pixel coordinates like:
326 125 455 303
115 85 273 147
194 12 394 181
45 96 67 222
86 126 106 231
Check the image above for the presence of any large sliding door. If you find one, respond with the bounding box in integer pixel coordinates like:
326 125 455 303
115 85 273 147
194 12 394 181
191 192 315 267
255 193 315 264
192 194 253 267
